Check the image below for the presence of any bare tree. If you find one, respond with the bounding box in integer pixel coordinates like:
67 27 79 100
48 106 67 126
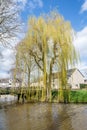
0 0 21 45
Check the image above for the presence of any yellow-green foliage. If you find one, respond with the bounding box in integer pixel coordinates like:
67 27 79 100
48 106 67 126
15 11 78 102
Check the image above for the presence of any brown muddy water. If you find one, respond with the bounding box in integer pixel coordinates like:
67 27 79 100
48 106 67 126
0 101 87 130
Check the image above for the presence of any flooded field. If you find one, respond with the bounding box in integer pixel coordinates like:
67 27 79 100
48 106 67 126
0 101 87 130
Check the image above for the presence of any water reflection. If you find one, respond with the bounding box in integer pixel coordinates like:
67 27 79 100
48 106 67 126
0 103 87 130
0 95 17 107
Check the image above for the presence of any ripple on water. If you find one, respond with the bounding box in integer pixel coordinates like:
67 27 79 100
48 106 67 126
0 103 87 130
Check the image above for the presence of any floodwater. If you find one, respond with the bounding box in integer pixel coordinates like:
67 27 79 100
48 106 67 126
0 99 87 130
0 95 17 106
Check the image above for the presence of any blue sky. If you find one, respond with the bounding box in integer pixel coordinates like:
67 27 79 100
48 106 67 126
0 0 87 78
20 0 87 31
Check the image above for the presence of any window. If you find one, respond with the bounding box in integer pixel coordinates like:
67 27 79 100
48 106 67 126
84 79 87 82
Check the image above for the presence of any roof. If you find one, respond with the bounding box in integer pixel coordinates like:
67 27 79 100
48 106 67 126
67 68 84 78
52 68 76 79
80 68 87 79
53 68 84 79
67 68 76 79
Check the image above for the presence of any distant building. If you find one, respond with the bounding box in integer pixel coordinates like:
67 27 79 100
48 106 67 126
0 78 21 88
0 78 12 88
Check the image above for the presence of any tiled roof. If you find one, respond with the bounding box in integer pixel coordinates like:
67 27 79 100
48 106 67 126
67 68 76 79
53 68 84 79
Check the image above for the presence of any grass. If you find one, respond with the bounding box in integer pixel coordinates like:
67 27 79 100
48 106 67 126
51 89 87 103
70 90 87 103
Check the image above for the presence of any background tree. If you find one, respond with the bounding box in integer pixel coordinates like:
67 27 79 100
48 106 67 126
15 41 39 101
0 0 21 45
15 42 36 87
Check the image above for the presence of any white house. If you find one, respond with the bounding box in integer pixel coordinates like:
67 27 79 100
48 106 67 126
30 68 85 90
80 69 87 84
0 78 21 88
50 68 85 89
67 68 84 89
0 78 12 88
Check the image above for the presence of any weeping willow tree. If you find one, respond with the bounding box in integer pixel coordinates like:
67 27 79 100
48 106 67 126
15 11 78 102
23 17 51 101
47 12 78 102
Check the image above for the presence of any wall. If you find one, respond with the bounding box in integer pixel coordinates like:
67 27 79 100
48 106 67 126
68 69 84 89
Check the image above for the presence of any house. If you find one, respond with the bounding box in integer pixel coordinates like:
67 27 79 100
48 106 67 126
0 78 21 88
80 68 87 84
67 68 84 89
30 68 85 90
0 78 12 88
79 68 87 89
51 68 85 89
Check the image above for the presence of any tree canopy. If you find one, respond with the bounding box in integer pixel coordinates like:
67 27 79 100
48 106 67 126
15 11 78 102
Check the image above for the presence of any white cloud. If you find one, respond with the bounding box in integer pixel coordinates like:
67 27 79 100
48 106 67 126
76 61 87 70
18 0 27 5
0 47 15 78
14 0 27 6
13 0 43 10
12 0 27 11
0 72 10 79
74 26 87 69
0 28 24 79
33 0 43 8
80 0 87 13
28 0 43 11
2 49 14 58
74 26 87 54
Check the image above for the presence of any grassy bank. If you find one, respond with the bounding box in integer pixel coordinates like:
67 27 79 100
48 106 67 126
1 88 87 103
17 89 87 103
52 90 87 103
70 90 87 103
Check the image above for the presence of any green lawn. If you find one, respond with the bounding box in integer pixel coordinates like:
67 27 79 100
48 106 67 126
70 90 87 103
51 89 87 103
